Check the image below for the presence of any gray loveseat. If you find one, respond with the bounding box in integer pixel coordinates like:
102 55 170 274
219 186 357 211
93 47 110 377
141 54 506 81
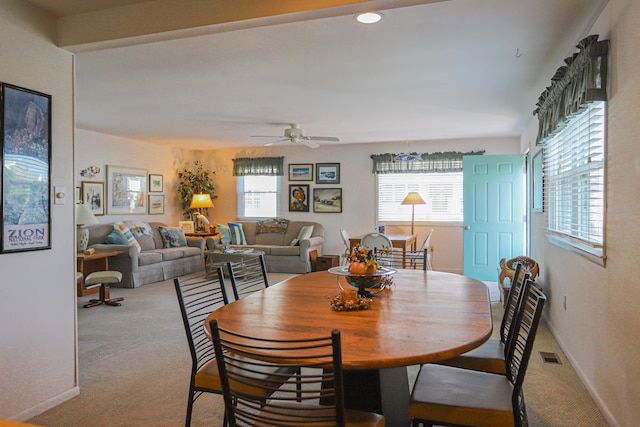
86 221 205 288
207 220 324 274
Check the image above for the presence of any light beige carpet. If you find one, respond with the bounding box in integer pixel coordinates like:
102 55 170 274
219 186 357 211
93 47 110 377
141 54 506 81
29 273 607 426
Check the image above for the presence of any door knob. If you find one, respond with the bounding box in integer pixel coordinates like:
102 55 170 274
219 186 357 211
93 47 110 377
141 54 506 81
464 225 471 230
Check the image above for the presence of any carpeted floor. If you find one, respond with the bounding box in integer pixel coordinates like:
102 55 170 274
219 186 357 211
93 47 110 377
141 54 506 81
28 274 607 426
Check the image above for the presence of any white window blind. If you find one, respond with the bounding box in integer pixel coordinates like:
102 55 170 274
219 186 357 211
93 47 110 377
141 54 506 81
377 172 463 222
544 101 605 252
237 176 280 218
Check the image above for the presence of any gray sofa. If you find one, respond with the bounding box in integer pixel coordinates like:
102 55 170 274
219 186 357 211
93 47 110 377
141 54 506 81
86 221 205 288
207 220 324 274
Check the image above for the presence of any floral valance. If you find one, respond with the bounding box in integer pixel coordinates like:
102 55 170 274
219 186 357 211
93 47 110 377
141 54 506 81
534 35 609 146
232 157 284 176
370 151 484 174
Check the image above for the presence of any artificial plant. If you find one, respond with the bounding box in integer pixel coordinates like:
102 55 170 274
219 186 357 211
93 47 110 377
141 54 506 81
177 160 217 219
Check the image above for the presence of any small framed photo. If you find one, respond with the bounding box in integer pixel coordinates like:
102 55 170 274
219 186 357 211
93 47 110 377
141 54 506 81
313 188 342 213
316 163 340 184
81 181 105 216
288 164 313 181
289 184 310 212
179 220 195 233
149 174 163 192
148 194 165 215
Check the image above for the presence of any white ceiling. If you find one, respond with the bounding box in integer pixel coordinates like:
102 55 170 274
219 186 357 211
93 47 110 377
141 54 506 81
29 0 607 149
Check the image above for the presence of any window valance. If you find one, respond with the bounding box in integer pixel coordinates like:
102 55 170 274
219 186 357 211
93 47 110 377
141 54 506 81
534 35 609 146
232 157 284 176
370 151 484 174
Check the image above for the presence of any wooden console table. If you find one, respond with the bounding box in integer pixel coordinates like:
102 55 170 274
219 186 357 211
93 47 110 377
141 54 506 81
76 250 122 297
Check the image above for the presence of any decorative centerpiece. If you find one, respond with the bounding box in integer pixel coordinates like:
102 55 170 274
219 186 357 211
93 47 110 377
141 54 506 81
330 245 395 296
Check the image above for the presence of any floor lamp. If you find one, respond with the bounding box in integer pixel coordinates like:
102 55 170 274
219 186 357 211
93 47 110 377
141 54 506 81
190 193 214 232
401 192 425 250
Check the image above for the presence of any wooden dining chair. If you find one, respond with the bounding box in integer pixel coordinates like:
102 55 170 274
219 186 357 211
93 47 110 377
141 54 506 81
408 279 546 427
174 268 299 426
209 320 386 427
436 262 530 374
226 254 270 300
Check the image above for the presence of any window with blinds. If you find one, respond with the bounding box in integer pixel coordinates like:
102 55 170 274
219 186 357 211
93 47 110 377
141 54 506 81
543 100 605 256
377 172 463 222
237 176 280 218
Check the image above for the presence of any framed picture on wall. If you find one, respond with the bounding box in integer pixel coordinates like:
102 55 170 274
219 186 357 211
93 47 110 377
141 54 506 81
149 174 163 192
289 184 310 212
107 165 147 214
82 181 105 216
148 194 165 215
1 83 52 253
313 188 342 213
316 163 340 184
532 150 543 212
288 164 313 181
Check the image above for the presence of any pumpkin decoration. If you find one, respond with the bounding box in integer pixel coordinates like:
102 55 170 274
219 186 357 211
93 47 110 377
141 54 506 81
347 246 379 274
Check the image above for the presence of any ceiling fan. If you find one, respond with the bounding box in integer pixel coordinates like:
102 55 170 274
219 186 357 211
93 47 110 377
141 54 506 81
252 124 339 148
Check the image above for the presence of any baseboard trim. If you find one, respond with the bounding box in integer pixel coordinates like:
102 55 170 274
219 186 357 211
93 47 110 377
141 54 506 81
10 386 80 422
543 313 617 426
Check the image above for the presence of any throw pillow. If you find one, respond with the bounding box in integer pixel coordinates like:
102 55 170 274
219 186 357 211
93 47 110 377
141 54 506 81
135 234 156 251
218 223 232 242
113 221 142 252
158 226 188 248
228 222 247 245
105 230 129 245
125 221 154 237
291 225 314 246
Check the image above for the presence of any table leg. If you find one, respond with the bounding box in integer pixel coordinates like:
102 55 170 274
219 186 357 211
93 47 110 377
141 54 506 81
343 367 411 427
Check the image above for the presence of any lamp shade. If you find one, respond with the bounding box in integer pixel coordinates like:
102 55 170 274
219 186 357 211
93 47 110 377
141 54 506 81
401 192 426 205
190 193 214 209
76 203 99 226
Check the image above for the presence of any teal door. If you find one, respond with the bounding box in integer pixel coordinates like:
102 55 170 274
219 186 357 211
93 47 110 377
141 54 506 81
463 154 525 281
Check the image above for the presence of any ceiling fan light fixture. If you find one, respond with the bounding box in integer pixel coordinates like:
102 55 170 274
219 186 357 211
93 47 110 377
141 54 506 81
355 11 383 24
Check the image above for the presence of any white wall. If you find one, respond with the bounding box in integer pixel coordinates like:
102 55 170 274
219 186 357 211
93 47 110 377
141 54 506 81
0 1 76 420
75 129 195 225
526 2 640 424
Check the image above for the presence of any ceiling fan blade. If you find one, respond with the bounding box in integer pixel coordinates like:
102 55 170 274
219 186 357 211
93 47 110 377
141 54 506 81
252 135 282 138
301 139 320 149
307 136 340 142
264 138 288 146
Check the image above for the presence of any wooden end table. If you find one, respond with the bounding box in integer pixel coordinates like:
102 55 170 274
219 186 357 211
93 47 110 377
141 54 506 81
76 250 123 297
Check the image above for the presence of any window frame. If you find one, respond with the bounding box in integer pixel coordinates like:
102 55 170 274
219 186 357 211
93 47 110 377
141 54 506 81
237 175 281 219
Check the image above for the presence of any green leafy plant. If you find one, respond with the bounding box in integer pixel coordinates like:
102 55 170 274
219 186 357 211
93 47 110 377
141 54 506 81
177 160 217 218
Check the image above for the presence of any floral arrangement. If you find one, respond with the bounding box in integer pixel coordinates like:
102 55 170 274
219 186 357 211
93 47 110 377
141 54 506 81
347 245 380 274
330 294 372 311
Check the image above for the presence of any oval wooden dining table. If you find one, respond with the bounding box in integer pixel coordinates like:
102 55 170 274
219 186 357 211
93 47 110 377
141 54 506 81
206 269 492 427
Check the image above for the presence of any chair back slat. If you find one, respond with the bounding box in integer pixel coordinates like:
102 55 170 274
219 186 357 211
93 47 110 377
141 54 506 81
227 254 269 300
505 280 547 427
501 262 531 344
211 320 346 427
174 268 229 373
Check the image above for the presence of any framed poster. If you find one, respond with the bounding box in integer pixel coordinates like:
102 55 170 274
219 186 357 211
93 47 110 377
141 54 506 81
148 194 165 215
316 163 340 184
532 150 543 212
289 184 310 212
288 164 313 181
82 181 105 216
107 165 147 214
149 174 163 192
313 188 342 213
1 83 51 253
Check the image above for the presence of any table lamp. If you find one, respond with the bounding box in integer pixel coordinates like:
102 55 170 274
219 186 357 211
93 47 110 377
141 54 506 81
76 203 99 252
190 193 214 232
401 191 426 237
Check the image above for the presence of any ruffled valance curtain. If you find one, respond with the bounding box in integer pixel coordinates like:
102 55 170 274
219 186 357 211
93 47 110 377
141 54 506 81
232 157 284 176
534 35 609 146
370 151 484 174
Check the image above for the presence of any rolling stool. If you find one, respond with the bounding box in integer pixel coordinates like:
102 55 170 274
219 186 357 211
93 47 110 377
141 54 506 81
83 271 124 308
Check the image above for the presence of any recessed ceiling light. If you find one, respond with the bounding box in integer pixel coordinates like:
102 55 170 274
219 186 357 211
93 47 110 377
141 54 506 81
355 12 383 24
